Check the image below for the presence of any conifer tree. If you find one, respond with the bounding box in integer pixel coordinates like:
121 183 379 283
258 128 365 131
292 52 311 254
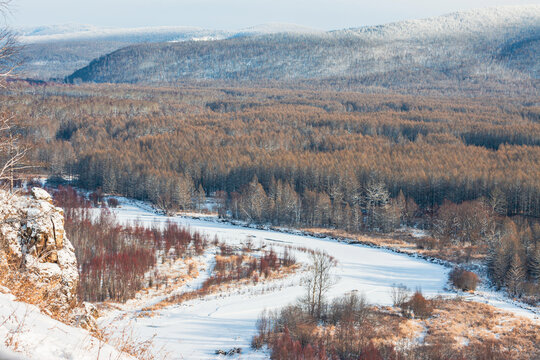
195 184 206 211
506 253 525 297
528 246 540 281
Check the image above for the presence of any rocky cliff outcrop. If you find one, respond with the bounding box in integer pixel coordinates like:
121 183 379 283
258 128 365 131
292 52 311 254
0 187 78 315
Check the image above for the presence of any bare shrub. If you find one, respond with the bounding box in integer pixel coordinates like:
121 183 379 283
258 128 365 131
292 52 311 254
52 186 209 303
449 267 479 291
390 283 410 308
252 293 539 359
219 242 234 256
416 237 439 250
275 305 317 347
328 291 369 326
251 309 270 349
88 188 104 206
403 290 433 319
107 197 119 208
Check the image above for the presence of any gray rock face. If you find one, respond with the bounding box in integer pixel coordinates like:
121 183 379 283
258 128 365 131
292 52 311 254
0 188 79 314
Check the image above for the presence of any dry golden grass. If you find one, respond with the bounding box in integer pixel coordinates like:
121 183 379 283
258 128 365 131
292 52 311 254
367 308 425 347
302 227 414 250
91 325 169 360
302 227 487 263
0 256 73 321
266 299 538 359
426 298 540 358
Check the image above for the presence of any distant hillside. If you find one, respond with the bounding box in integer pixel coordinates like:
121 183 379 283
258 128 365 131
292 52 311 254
65 6 540 95
18 24 227 43
17 23 321 80
17 26 231 80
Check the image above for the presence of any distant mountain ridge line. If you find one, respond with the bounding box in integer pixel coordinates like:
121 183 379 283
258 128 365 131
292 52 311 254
19 4 539 43
62 5 539 95
17 23 325 44
15 5 540 94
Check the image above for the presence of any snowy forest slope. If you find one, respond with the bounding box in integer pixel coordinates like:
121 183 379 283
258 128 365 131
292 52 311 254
16 23 321 80
64 5 540 95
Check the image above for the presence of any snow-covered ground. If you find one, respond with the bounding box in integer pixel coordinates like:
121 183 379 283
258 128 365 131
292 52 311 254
0 292 133 360
98 196 539 359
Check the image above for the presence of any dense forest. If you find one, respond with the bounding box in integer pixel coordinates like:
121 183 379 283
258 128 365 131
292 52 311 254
2 82 539 300
1 2 539 358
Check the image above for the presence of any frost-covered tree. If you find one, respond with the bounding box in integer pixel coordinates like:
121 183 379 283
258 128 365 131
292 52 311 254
506 253 525 297
363 180 401 232
194 183 206 211
241 175 267 222
175 174 194 210
488 187 508 216
487 238 511 290
268 179 300 225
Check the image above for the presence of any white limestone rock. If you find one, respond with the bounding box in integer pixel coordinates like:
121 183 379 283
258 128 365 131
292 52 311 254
0 188 79 314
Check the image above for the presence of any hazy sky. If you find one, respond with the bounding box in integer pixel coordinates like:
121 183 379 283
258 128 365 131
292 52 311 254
8 0 540 30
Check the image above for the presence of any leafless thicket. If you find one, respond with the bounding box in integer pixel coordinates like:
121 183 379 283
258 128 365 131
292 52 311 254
0 0 24 191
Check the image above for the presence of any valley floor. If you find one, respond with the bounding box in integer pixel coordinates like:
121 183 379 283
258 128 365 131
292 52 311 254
96 197 539 359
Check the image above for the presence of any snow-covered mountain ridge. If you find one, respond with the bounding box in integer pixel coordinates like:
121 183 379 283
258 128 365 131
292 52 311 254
16 21 324 79
16 5 540 95
19 5 538 43
17 22 323 44
61 5 539 96
340 5 540 39
18 25 229 44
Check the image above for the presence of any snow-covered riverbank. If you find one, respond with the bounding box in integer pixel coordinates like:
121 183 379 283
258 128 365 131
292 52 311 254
94 196 538 359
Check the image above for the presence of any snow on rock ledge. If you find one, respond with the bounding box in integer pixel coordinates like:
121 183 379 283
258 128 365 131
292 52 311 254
0 188 78 314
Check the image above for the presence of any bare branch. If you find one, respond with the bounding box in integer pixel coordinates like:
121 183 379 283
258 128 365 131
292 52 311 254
0 5 24 191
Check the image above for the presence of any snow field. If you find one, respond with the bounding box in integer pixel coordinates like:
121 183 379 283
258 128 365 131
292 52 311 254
100 198 453 359
0 293 133 360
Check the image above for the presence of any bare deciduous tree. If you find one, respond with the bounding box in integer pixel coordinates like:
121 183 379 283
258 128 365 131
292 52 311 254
0 0 25 191
175 174 194 210
364 180 391 230
302 251 337 319
488 187 507 216
0 117 27 190
390 283 411 308
0 1 17 77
